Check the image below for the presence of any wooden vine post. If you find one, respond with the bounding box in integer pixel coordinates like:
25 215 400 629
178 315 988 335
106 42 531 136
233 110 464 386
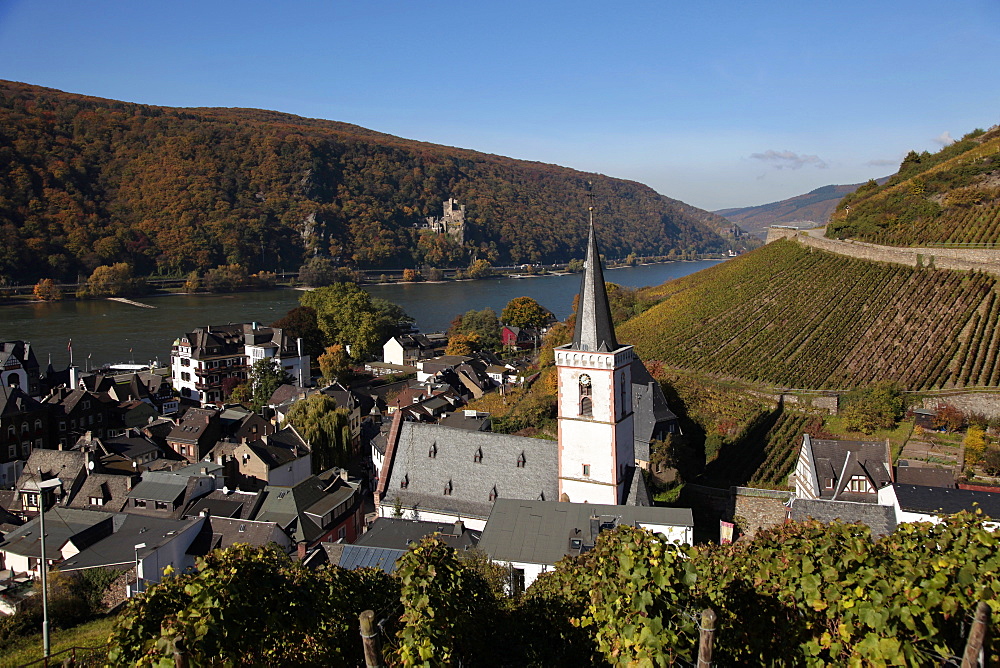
961 600 991 668
697 608 717 667
360 609 382 668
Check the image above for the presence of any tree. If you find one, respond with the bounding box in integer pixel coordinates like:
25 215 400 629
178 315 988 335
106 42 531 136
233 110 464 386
445 332 481 356
271 306 325 359
300 283 412 360
203 264 249 292
298 256 340 287
317 344 353 385
465 259 493 280
448 307 501 352
964 425 988 466
246 358 291 412
183 270 201 293
841 381 905 434
33 278 62 300
86 262 145 297
933 403 966 432
402 268 421 282
282 393 351 471
501 296 549 330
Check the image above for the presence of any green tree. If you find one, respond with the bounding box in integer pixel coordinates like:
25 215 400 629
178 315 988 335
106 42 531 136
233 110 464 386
300 283 411 360
465 259 493 280
448 307 501 352
501 296 549 330
246 357 291 412
86 262 145 297
298 256 340 287
841 381 905 434
282 393 351 471
271 306 325 359
317 344 353 385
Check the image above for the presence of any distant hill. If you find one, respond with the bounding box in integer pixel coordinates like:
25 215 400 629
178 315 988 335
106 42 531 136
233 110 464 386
620 239 1000 391
0 80 747 283
715 178 889 238
829 125 1000 244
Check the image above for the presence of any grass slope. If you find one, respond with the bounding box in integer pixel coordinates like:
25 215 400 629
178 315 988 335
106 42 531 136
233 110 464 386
622 239 1000 391
828 124 1000 245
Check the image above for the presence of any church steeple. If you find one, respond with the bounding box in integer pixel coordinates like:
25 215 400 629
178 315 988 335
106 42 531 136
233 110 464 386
572 208 619 353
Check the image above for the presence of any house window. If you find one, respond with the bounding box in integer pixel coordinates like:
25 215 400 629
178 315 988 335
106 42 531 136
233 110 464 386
400 475 409 489
34 419 42 430
59 421 66 432
825 478 834 490
583 464 591 477
444 480 453 496
181 358 190 367
155 501 168 510
21 442 31 456
516 452 526 468
489 486 498 502
134 499 147 508
7 445 15 459
21 423 28 433
848 476 871 493
579 374 593 417
473 448 483 463
6 425 13 438
90 497 104 506
428 443 437 458
338 526 346 541
181 372 190 382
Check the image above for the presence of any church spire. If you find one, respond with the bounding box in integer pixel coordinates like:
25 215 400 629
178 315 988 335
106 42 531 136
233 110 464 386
572 201 619 353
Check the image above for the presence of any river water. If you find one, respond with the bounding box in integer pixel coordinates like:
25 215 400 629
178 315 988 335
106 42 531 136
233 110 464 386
0 260 722 369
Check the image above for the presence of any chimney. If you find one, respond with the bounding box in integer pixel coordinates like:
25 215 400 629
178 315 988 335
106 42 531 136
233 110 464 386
452 520 464 536
339 468 348 482
296 541 307 561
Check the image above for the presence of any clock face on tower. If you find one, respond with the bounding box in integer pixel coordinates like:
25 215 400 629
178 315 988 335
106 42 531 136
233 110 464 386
579 374 591 387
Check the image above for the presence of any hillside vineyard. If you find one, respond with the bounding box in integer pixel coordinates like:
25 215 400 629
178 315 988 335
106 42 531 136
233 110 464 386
620 240 1000 390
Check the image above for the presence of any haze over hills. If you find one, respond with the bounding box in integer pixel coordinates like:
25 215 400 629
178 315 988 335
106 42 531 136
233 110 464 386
0 81 749 284
714 178 890 239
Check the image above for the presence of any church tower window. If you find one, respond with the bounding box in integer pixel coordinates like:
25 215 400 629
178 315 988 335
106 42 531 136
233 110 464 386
579 374 593 417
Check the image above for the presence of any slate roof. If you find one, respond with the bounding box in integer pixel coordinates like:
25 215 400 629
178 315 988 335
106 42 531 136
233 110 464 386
477 499 693 566
0 384 43 417
789 498 897 536
571 220 618 353
129 471 192 503
59 514 202 572
337 544 407 573
255 472 360 543
382 422 558 522
0 508 115 558
356 517 480 551
68 473 136 513
894 463 955 488
893 483 1000 519
184 489 263 520
186 516 287 554
631 359 679 461
807 438 891 502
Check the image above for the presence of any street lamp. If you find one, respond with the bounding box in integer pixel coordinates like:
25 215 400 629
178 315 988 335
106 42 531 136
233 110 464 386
36 473 62 660
134 543 147 595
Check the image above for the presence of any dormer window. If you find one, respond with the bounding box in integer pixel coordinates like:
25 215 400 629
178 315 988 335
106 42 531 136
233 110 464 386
473 448 483 463
428 442 437 458
579 374 593 417
489 485 498 502
400 475 409 489
444 480 453 496
538 491 545 501
516 452 526 468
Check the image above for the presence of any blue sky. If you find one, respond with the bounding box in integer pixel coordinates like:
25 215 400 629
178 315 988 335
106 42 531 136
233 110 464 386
1 1 998 211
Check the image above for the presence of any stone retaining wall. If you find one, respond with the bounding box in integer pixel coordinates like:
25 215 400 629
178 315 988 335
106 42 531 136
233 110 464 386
765 228 1000 277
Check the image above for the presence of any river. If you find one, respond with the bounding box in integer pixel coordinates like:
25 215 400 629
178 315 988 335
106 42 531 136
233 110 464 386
0 260 722 369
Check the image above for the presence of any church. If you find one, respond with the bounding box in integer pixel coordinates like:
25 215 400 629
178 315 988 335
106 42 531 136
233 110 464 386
374 217 674 529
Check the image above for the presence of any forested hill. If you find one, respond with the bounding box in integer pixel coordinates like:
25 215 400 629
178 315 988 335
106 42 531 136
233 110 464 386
0 80 744 283
620 239 1000 391
828 124 1000 245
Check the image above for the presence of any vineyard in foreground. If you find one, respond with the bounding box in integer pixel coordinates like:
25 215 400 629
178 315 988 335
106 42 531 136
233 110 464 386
622 239 1000 390
102 518 1000 666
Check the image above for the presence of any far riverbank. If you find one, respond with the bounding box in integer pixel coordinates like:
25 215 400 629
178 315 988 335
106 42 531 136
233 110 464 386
0 259 724 370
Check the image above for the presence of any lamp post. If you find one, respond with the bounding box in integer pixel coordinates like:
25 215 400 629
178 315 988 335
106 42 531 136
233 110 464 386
36 473 62 661
134 543 147 595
